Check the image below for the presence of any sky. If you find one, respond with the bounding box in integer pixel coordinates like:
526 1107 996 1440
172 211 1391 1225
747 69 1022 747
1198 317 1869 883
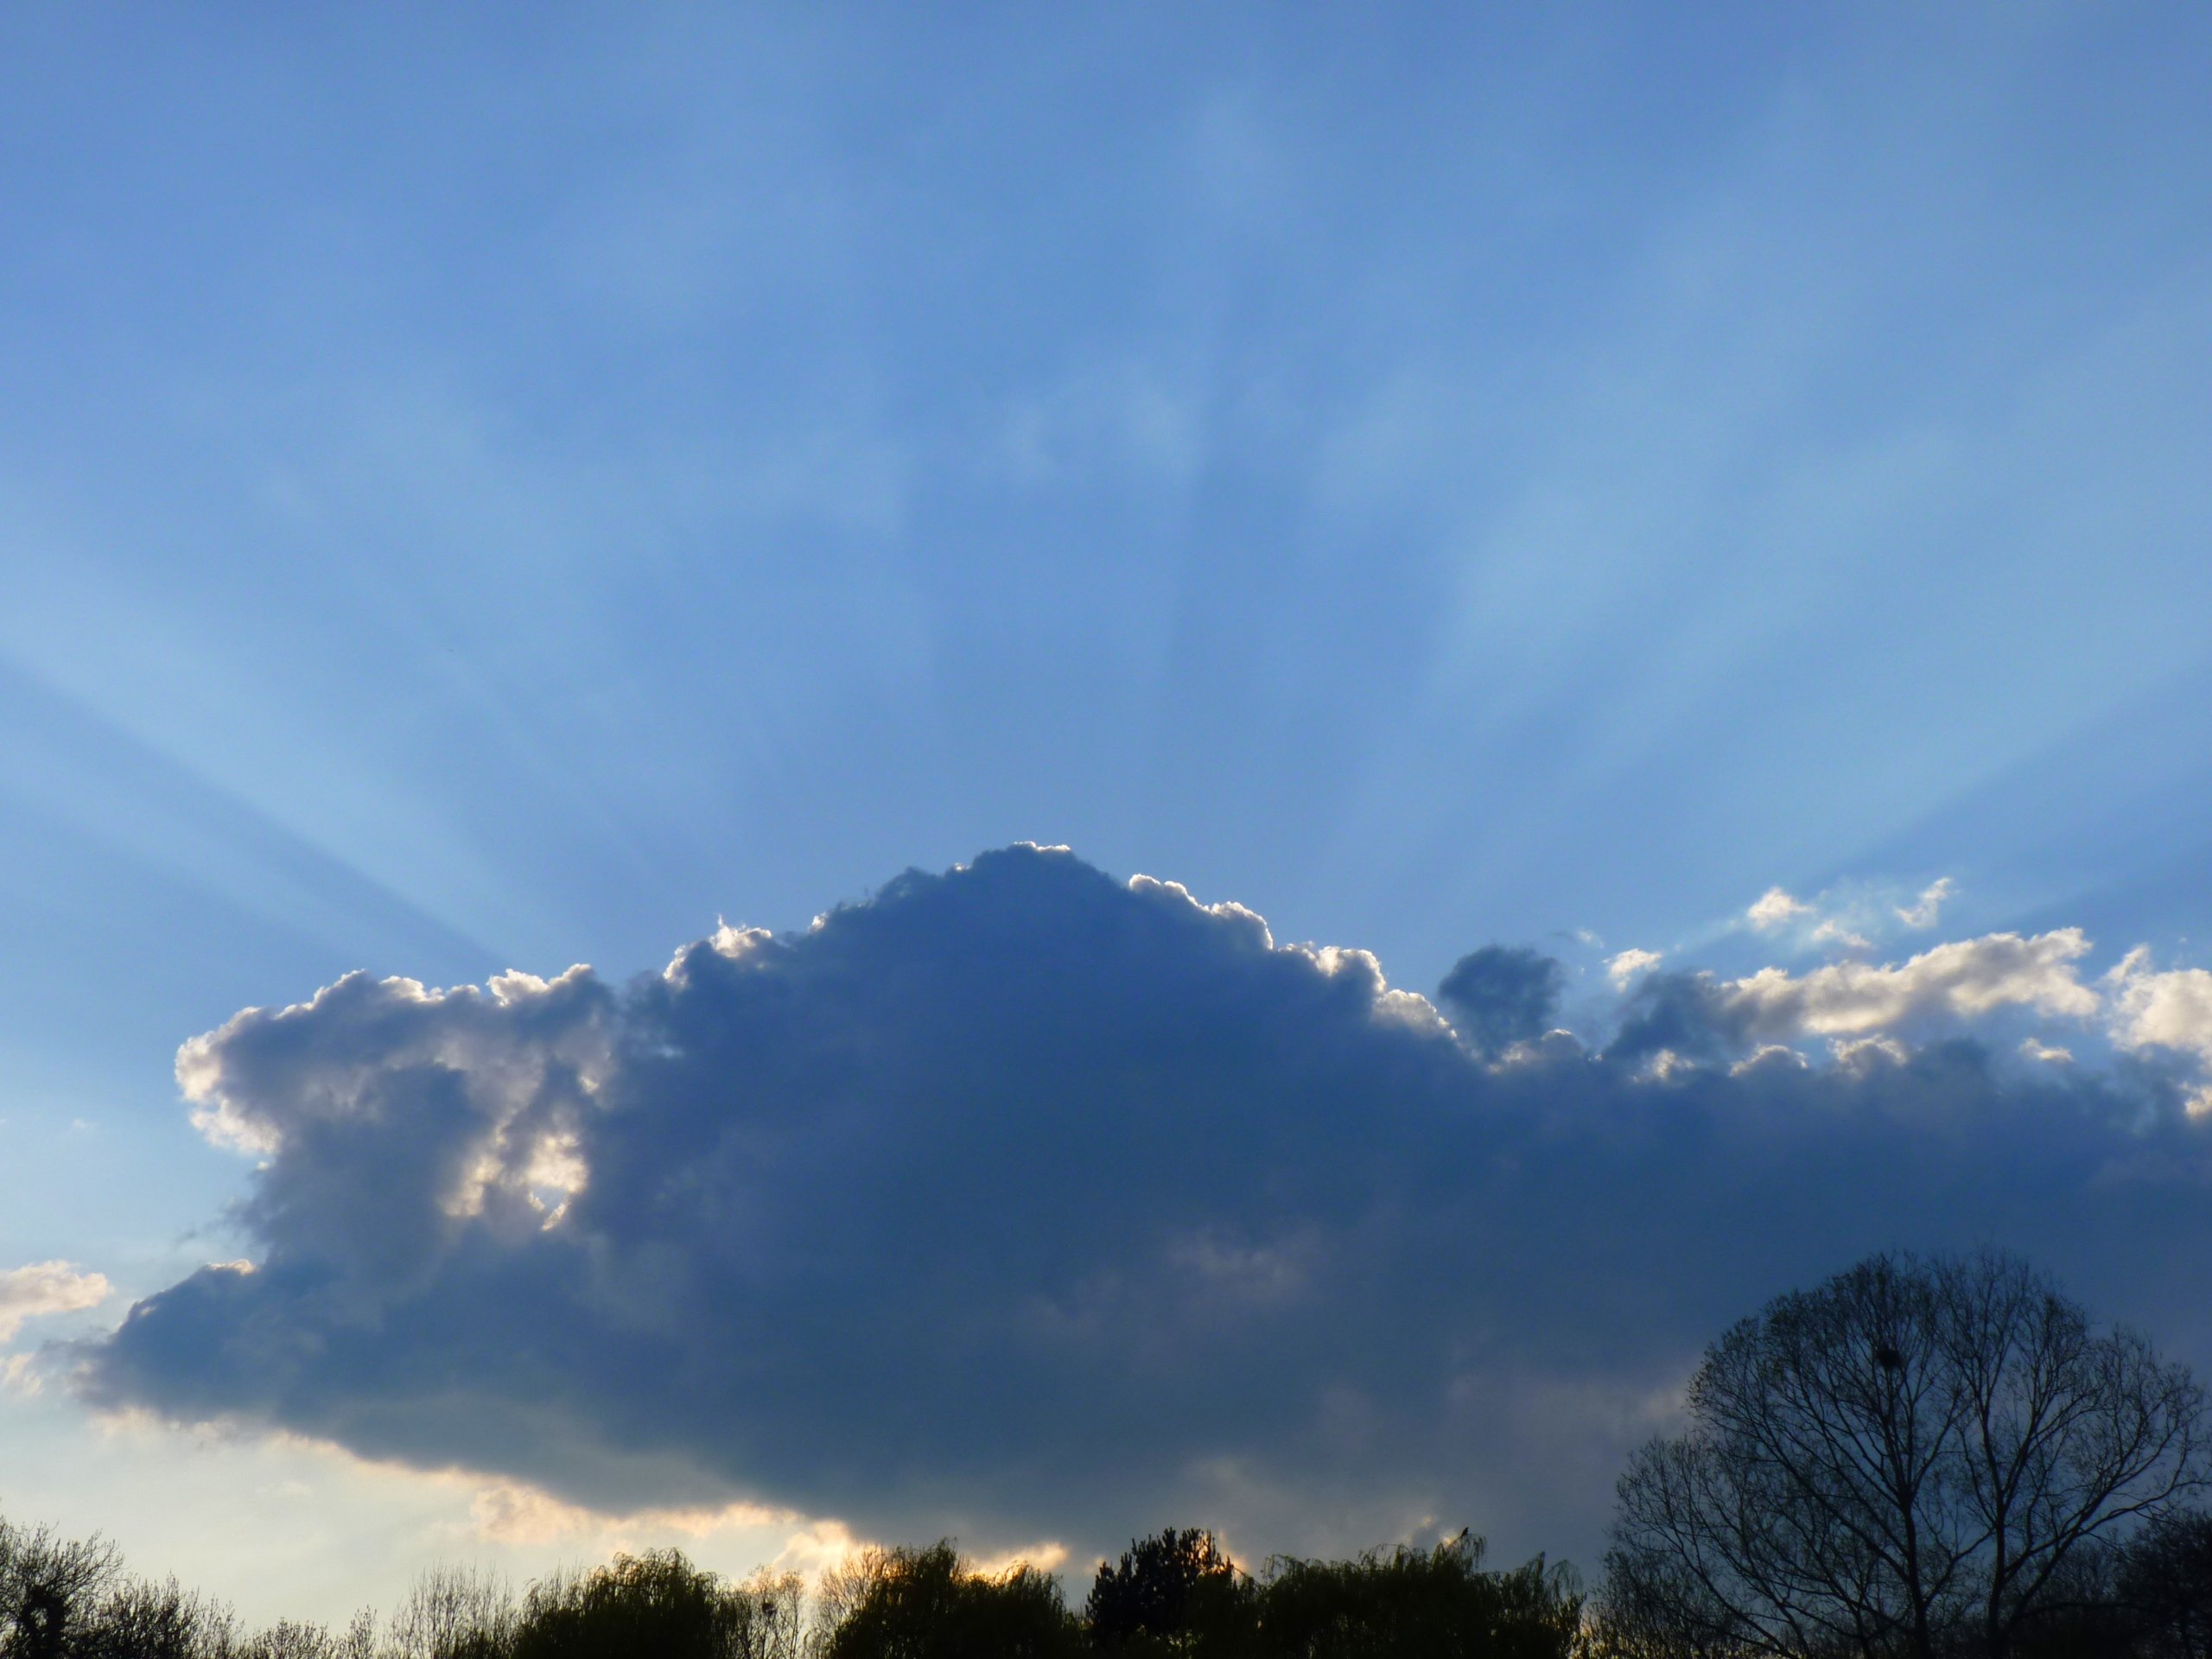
3 0 2212 1630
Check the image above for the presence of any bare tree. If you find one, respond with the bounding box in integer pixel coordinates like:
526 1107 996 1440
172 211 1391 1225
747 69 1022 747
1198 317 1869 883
385 1562 514 1659
0 1520 123 1659
238 1618 342 1659
1604 1250 2206 1659
732 1568 810 1659
230 1606 380 1659
74 1574 238 1659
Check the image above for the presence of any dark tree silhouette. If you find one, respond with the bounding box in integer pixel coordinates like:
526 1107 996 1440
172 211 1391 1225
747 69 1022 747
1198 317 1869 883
1257 1532 1582 1659
385 1563 514 1659
0 1521 121 1659
511 1549 798 1659
1603 1249 2206 1659
821 1541 1082 1659
1086 1528 1252 1654
71 1575 237 1659
2121 1509 2212 1659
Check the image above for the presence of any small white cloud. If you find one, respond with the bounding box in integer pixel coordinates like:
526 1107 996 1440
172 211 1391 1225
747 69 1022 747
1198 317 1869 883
1747 887 1811 931
1896 878 1956 930
0 1261 111 1343
1606 948 1662 988
2020 1037 2074 1064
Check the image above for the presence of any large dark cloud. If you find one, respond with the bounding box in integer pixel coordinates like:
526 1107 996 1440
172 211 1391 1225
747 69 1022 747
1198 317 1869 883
80 847 2212 1567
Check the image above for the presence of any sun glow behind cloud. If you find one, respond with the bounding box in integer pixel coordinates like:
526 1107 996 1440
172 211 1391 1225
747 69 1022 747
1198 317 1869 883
2 3 2210 1632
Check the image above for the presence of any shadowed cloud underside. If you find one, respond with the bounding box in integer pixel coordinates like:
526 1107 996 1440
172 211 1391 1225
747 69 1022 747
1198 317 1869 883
79 846 2212 1564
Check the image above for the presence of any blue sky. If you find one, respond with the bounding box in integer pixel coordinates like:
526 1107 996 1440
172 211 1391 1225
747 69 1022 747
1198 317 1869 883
3 1 2212 1627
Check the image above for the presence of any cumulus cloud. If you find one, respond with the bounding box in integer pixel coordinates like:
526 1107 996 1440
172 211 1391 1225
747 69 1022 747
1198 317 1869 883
2107 948 2212 1111
76 849 2212 1572
1 1261 111 1342
1717 928 2100 1039
2109 949 2212 1064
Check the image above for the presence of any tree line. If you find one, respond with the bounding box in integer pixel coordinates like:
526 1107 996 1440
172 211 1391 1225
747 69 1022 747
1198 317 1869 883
6 1249 2212 1656
0 1521 1582 1659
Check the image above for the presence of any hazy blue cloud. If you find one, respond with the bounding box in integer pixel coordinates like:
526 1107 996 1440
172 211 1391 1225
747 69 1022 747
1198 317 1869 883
79 847 2212 1567
1436 944 1564 1056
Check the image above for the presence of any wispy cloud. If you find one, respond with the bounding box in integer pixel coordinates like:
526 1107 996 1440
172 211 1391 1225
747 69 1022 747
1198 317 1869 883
1743 878 1959 957
0 1260 111 1343
1895 877 1955 930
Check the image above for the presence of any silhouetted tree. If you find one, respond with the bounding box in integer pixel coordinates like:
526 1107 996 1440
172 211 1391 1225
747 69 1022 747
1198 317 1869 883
2121 1509 2212 1658
235 1613 378 1659
385 1563 514 1659
511 1548 799 1659
1087 1529 1254 1655
822 1541 1081 1659
1999 1541 2135 1659
1603 1249 2206 1659
1256 1531 1582 1659
73 1575 236 1659
0 1520 121 1659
